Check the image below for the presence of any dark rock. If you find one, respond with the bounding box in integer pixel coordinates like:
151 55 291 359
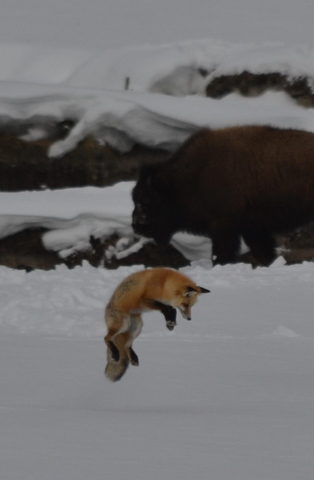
206 71 314 107
0 134 168 191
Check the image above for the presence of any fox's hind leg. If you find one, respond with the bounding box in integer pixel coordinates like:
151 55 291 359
104 309 129 362
104 334 121 362
127 314 143 366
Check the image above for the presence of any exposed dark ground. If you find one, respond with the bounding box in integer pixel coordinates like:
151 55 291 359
2 71 314 271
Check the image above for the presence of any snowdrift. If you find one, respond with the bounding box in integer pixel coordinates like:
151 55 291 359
0 40 314 159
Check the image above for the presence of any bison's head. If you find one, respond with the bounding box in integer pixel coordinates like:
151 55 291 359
132 165 179 245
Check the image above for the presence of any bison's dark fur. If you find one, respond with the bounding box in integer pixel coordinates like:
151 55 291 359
132 126 314 266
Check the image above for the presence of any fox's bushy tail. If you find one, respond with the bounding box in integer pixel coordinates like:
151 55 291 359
105 357 129 382
104 334 130 382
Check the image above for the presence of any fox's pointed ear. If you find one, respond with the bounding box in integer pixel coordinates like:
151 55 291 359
184 287 198 298
184 286 210 297
198 286 210 294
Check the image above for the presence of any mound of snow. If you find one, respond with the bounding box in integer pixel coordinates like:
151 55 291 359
1 40 314 156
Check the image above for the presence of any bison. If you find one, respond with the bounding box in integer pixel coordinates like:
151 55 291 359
132 125 314 266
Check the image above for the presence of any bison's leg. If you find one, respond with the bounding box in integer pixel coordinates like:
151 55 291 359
242 227 276 266
211 224 241 265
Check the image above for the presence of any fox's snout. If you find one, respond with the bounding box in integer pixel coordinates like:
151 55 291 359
178 306 192 320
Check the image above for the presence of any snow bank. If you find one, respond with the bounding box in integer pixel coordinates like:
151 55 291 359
1 40 314 157
1 41 314 93
0 182 212 260
0 183 134 256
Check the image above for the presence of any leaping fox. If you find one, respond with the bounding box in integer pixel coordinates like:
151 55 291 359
104 267 209 381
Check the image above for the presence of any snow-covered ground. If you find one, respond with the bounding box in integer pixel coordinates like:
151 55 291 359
2 1 314 479
2 260 314 480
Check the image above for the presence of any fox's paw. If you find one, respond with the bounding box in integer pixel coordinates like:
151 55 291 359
166 320 176 331
130 348 139 366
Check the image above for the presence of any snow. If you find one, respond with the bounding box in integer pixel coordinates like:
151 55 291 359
2 41 314 157
2 261 314 480
2 1 314 479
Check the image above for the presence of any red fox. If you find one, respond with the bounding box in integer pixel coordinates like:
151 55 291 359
104 268 210 381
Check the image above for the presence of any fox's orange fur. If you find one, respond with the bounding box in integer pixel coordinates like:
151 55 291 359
104 268 209 381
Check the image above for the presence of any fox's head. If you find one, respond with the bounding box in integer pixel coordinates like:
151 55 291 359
175 285 210 320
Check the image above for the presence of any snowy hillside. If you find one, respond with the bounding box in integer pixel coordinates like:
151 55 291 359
1 40 314 160
0 1 314 161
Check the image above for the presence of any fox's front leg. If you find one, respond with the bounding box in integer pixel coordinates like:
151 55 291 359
162 305 177 331
152 300 177 331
